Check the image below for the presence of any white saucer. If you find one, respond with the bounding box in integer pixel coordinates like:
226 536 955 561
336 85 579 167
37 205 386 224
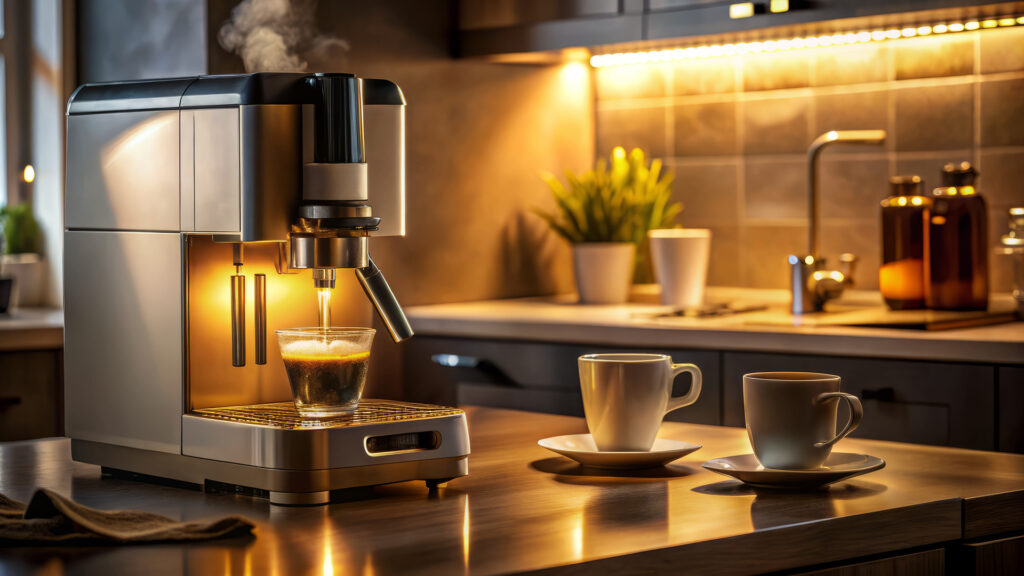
703 452 886 489
538 434 702 469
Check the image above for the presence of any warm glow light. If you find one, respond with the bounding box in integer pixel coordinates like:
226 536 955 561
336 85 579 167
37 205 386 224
22 164 35 183
588 13 1024 67
729 2 755 19
770 0 789 13
897 196 908 206
462 496 471 570
911 196 924 206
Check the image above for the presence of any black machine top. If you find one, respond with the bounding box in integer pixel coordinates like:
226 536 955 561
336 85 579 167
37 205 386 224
66 73 405 115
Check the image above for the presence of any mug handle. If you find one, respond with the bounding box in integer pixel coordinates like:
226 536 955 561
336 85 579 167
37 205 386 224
813 392 863 448
665 363 702 415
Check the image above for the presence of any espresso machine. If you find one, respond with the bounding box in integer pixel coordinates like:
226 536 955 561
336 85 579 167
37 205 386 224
63 73 469 505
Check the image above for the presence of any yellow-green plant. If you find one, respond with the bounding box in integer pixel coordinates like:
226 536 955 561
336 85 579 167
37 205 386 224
535 147 682 281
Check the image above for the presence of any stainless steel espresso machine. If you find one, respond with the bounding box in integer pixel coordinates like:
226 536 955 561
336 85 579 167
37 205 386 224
63 73 469 505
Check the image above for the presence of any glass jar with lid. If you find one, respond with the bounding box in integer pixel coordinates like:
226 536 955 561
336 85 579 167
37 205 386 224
880 175 931 310
927 162 989 310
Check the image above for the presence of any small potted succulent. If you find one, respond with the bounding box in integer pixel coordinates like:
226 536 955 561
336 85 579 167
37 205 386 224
0 203 43 310
536 147 681 304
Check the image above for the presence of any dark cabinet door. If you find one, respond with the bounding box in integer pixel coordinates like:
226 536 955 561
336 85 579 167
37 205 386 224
998 367 1024 453
402 336 721 425
722 352 996 450
0 350 62 441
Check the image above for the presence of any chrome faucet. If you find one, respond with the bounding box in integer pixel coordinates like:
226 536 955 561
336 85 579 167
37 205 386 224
790 130 886 314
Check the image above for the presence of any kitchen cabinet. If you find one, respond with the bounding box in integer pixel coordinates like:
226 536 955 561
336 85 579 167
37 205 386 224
456 0 1008 58
0 350 63 441
721 351 996 450
950 534 1024 575
404 336 721 425
795 549 945 576
404 334 1016 452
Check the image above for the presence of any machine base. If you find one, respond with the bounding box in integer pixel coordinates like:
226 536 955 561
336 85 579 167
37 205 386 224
75 439 469 506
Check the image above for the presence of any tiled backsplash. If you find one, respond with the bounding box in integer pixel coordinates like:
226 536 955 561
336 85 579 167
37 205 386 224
595 27 1024 291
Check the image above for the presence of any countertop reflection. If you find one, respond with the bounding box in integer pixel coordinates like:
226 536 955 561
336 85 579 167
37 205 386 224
2 407 1023 575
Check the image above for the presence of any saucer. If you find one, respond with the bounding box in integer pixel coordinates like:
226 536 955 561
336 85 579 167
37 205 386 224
702 452 886 489
538 434 701 469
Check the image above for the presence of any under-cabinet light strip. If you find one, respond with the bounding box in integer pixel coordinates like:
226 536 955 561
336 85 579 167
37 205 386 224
589 15 1024 67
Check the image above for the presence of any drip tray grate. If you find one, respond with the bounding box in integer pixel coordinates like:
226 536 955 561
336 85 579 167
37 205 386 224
191 400 463 430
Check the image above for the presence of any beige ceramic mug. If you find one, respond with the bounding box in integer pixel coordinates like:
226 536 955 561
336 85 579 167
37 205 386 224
579 353 702 452
743 372 863 469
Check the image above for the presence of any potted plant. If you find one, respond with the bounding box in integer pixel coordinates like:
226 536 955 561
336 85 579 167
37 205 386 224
0 203 43 309
536 147 682 304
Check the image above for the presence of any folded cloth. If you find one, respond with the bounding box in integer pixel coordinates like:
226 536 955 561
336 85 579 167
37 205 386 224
0 489 255 545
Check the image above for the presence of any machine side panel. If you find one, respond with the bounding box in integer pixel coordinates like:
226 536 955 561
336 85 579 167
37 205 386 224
66 111 180 231
239 105 301 242
194 108 241 233
64 231 183 454
365 105 405 237
180 110 196 231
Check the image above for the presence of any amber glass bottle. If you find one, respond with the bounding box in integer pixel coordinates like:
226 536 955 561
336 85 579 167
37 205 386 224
880 176 930 310
926 162 989 310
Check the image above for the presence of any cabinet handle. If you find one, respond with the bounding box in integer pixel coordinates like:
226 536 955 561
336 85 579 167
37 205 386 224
431 354 518 387
0 396 21 410
861 387 896 402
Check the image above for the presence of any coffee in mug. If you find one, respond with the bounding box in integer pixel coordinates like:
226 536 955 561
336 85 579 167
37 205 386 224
579 353 702 452
743 372 863 469
277 328 375 417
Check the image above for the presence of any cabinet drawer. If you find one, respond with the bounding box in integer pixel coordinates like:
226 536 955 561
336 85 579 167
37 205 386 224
722 352 995 450
403 336 721 425
0 350 62 441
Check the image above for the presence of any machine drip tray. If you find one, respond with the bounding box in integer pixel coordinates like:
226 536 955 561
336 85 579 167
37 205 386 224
191 399 463 430
182 399 471 472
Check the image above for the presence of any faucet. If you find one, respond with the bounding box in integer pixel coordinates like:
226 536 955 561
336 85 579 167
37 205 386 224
790 130 886 314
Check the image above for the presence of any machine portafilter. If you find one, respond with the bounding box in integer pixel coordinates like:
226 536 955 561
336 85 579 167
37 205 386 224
288 74 413 342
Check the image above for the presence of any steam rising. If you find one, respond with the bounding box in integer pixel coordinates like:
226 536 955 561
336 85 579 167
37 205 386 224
218 0 348 72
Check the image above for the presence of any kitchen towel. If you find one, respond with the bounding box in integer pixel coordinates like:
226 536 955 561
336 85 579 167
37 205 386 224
0 488 254 544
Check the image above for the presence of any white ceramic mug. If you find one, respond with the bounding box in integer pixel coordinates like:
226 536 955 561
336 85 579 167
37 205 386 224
743 372 863 469
648 228 711 309
578 353 702 452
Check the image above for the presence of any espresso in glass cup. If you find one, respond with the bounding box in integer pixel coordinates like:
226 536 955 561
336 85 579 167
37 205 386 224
276 327 375 417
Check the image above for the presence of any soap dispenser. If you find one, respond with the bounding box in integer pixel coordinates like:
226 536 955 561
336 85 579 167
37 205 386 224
926 162 989 310
880 175 930 310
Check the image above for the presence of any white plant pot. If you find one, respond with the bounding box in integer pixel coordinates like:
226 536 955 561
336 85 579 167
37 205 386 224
572 243 635 304
1 253 44 308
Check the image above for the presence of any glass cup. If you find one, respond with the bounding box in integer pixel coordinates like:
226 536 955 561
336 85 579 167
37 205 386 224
276 327 375 417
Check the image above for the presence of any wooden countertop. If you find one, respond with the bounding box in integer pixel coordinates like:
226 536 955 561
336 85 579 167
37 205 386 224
2 407 1023 575
0 307 63 351
405 290 1024 365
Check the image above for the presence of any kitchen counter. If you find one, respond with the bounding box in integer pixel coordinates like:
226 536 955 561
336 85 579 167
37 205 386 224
0 308 63 351
405 290 1024 365
2 407 1023 575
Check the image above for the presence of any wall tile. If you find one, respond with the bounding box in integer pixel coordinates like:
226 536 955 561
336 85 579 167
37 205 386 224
742 51 811 92
894 83 973 151
673 58 737 96
813 90 890 153
744 158 807 220
706 225 743 287
741 96 812 155
979 150 1024 209
596 63 670 100
819 157 891 220
674 101 738 156
742 225 808 288
895 152 975 191
671 161 740 225
980 78 1024 147
893 34 974 80
979 26 1024 74
813 44 890 87
596 106 668 159
818 219 881 290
